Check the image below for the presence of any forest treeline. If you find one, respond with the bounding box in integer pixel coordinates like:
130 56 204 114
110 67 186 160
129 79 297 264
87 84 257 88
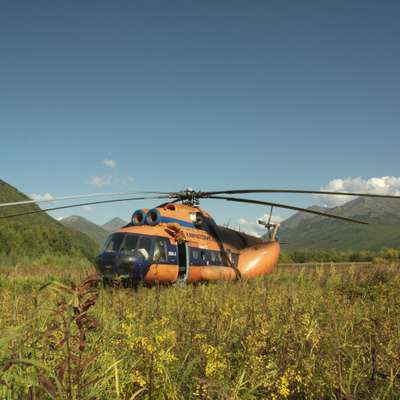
0 179 99 265
280 247 400 264
0 220 98 266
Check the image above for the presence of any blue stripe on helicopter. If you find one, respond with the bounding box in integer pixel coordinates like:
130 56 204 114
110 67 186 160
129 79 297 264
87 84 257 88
160 217 195 228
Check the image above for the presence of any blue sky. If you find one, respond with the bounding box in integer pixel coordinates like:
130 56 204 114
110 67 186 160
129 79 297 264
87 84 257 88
1 1 400 234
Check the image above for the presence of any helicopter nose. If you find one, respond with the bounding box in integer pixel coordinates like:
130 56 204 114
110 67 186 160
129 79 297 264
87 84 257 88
95 252 117 275
95 252 151 280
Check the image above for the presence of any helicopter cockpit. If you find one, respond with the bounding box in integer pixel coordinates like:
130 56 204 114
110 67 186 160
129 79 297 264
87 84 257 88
95 233 171 280
103 233 169 262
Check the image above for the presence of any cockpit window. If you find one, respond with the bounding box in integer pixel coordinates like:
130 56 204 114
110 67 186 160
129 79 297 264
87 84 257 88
120 235 139 252
103 234 169 264
137 236 152 261
154 238 168 263
104 233 125 252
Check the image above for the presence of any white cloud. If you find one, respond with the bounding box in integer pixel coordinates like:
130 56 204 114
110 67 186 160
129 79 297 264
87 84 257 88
103 159 117 169
83 205 94 212
237 213 283 238
30 193 54 202
56 216 64 221
89 175 112 187
258 213 283 225
126 176 134 183
318 176 400 207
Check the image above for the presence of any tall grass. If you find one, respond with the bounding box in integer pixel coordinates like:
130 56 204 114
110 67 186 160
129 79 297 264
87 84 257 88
0 263 399 399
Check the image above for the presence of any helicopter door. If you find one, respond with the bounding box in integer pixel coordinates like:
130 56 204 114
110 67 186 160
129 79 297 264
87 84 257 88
177 241 189 281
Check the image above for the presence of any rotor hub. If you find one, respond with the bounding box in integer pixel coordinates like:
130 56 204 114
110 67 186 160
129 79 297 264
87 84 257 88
172 188 201 206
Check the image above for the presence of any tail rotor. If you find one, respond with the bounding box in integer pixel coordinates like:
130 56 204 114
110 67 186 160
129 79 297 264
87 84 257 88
258 206 279 240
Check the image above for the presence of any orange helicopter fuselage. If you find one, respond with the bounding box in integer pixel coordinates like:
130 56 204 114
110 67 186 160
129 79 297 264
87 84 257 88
94 203 280 284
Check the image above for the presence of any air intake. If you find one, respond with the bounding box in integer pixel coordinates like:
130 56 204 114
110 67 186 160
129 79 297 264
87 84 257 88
146 208 161 226
132 209 146 225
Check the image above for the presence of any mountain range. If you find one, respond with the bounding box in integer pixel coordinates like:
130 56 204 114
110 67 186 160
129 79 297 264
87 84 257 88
276 197 400 251
102 217 128 233
59 216 127 247
59 215 128 246
0 180 98 259
60 215 110 247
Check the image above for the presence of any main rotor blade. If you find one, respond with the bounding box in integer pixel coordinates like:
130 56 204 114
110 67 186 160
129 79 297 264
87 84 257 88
207 195 368 225
0 196 169 219
203 189 400 200
0 191 169 208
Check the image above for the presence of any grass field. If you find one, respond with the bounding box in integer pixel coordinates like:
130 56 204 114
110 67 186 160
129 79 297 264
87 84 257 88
0 262 399 399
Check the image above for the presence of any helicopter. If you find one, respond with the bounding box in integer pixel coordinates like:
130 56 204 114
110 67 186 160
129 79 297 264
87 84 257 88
2 187 400 285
